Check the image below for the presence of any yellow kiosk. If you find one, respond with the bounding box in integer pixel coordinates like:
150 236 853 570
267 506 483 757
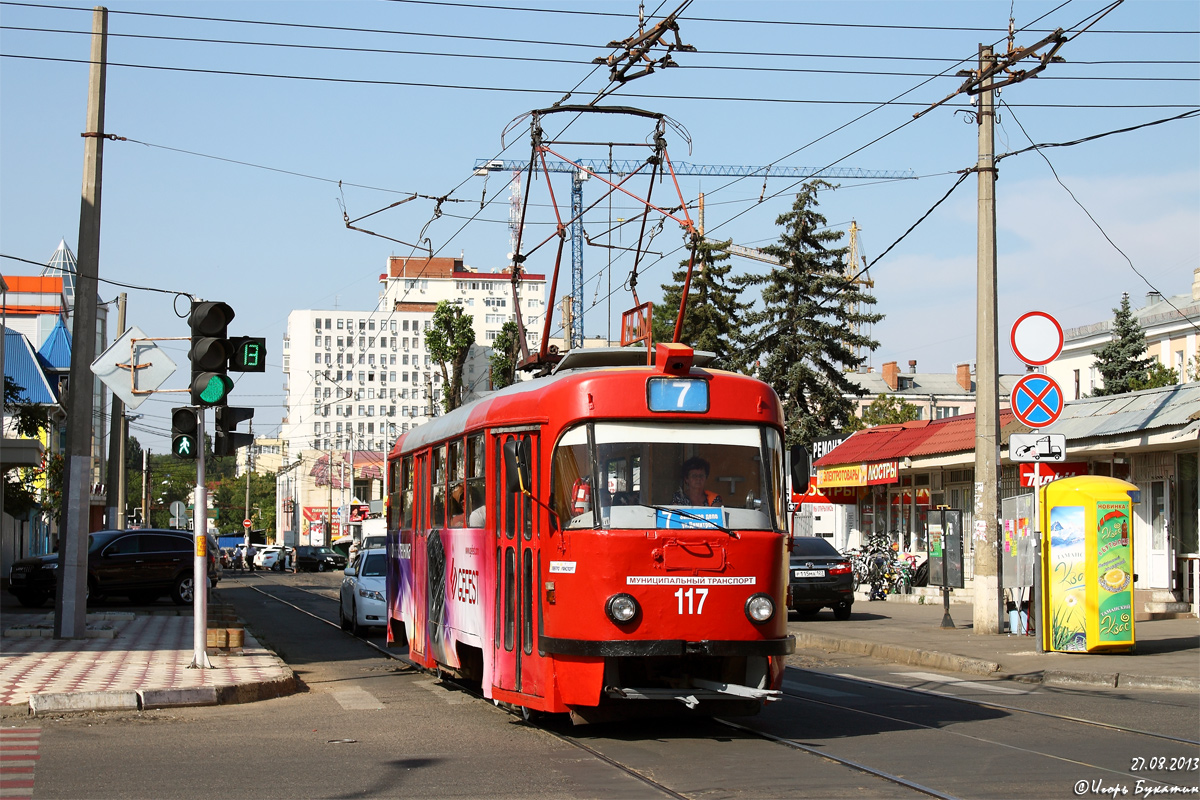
1041 475 1137 653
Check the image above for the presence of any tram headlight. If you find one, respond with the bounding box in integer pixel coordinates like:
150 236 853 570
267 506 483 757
605 593 639 624
745 593 775 624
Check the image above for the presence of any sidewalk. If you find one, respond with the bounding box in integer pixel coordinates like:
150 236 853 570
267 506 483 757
0 595 295 716
788 596 1200 692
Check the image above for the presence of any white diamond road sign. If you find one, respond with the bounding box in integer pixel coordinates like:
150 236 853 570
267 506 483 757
91 326 178 410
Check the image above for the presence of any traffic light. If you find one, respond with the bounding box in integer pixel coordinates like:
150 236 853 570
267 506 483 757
171 407 199 460
214 406 254 457
229 337 267 372
189 300 235 406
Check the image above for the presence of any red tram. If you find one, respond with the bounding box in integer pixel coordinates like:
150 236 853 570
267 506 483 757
385 342 796 720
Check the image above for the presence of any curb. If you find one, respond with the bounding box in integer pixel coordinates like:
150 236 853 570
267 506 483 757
792 634 1200 693
791 631 1002 677
27 669 299 716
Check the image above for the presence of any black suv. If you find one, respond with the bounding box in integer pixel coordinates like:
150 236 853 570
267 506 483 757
294 545 347 573
7 529 219 608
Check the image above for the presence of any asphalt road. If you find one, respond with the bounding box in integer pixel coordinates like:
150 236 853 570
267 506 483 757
6 570 1197 800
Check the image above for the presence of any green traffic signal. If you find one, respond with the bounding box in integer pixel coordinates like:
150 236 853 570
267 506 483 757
172 433 198 458
170 406 199 460
191 373 234 406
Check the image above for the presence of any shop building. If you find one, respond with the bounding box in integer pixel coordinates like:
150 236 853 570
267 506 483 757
810 382 1198 617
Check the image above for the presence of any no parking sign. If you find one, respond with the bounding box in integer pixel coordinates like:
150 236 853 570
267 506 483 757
1011 374 1063 428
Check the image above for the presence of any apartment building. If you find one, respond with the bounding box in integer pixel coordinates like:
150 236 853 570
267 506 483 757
280 256 545 455
1048 269 1200 399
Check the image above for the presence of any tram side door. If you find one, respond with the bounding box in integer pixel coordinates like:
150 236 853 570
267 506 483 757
493 429 543 698
410 451 429 663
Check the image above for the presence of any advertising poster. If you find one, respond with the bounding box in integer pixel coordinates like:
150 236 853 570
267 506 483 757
1095 500 1133 643
1048 505 1087 651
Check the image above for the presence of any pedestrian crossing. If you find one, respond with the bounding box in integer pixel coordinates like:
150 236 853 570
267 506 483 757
0 728 40 800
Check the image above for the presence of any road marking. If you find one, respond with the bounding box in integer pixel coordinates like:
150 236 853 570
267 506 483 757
331 687 383 710
0 729 40 800
782 678 859 699
414 678 471 705
893 672 1029 695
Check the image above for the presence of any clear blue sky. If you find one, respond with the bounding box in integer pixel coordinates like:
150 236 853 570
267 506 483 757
2 0 1197 452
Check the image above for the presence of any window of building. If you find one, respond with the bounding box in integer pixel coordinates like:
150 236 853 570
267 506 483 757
337 319 344 330
315 335 321 346
935 406 960 419
369 320 375 331
1073 369 1081 400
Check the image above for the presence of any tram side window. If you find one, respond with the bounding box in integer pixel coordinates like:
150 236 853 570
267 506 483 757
400 456 414 528
389 457 402 530
448 438 465 528
432 445 446 529
466 434 486 527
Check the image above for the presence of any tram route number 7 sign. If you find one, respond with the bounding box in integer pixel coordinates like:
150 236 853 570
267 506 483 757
1010 373 1064 428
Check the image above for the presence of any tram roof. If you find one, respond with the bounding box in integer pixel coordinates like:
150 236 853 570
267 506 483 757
391 347 775 456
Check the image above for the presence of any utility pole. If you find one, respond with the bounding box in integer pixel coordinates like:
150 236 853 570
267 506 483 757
913 22 1066 637
104 292 126 529
190 410 210 669
56 6 108 639
973 44 1003 636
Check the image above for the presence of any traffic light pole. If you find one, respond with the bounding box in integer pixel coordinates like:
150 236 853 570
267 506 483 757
190 408 211 669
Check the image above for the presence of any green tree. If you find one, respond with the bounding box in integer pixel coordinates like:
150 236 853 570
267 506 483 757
489 320 521 390
844 394 921 432
732 181 882 445
1092 292 1152 396
2 376 58 518
651 238 751 369
425 301 476 413
1130 360 1179 391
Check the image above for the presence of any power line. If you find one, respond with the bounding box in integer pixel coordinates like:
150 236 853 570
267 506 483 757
7 25 1196 82
1001 101 1200 336
7 53 1197 110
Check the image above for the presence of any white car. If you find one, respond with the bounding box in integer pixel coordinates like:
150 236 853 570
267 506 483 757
340 547 387 636
255 546 284 571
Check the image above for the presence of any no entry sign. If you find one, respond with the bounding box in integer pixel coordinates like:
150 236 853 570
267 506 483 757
1011 374 1064 428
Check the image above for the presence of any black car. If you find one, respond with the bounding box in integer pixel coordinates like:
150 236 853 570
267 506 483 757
294 545 347 573
787 536 854 620
7 528 220 608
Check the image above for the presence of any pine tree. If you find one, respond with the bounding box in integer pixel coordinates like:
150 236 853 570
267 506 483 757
1092 292 1152 396
732 181 882 445
651 238 750 369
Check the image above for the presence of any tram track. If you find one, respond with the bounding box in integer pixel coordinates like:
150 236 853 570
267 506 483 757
227 572 956 798
791 667 1200 746
774 682 1200 793
229 572 1200 799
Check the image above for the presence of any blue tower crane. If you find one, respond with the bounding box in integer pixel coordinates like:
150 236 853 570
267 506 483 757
474 158 914 350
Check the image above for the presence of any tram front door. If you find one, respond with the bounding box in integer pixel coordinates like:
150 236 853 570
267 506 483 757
493 429 543 699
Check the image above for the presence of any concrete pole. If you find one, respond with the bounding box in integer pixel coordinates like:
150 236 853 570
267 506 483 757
55 6 107 639
973 44 1004 635
104 292 126 529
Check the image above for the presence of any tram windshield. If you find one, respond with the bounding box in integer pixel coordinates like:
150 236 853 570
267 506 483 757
551 422 784 531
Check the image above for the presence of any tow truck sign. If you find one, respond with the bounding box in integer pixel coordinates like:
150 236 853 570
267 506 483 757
1010 433 1067 463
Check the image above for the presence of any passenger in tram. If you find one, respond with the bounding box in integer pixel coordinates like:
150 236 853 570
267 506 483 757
672 456 723 507
448 483 466 527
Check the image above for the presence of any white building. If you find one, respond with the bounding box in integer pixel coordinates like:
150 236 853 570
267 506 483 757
281 255 545 456
1047 269 1200 399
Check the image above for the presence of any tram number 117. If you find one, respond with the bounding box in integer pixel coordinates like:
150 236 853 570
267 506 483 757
675 587 708 615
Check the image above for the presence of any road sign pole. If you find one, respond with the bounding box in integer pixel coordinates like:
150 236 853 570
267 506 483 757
190 408 211 669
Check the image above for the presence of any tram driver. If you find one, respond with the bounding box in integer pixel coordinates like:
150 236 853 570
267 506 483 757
672 456 723 507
